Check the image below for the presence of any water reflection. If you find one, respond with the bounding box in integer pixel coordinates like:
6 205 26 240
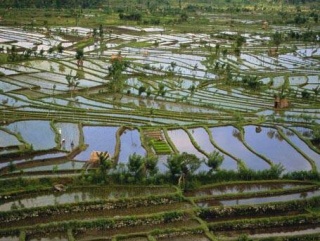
197 189 320 208
185 182 306 197
210 126 270 170
7 120 56 151
244 126 311 172
118 129 146 164
75 126 118 161
0 186 174 212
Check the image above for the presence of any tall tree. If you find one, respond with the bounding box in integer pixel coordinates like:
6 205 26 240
204 151 224 173
272 31 282 52
107 57 129 93
166 152 201 187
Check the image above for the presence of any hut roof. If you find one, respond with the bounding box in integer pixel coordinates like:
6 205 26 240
89 151 109 162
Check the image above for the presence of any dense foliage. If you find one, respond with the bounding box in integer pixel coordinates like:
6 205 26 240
0 0 104 9
0 0 319 9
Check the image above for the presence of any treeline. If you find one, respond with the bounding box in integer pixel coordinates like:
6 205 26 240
0 0 319 9
0 0 104 9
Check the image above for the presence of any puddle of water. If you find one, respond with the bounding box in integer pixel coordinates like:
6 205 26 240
6 120 57 151
210 126 270 170
243 126 312 172
118 129 146 164
75 126 118 161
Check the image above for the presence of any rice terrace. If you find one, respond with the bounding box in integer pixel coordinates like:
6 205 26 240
0 0 320 240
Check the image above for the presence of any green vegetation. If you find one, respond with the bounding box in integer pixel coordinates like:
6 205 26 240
0 0 320 239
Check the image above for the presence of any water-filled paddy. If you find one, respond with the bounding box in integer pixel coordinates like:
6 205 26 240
0 186 176 211
185 181 308 197
0 12 320 240
0 129 21 147
6 120 57 151
280 127 320 171
118 129 146 164
20 160 84 172
167 129 205 159
243 126 312 172
249 226 320 239
188 128 237 170
75 126 118 161
210 126 270 170
196 189 320 208
55 123 80 151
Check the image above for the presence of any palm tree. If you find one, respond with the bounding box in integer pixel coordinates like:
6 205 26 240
128 153 145 179
97 152 114 183
205 151 224 173
66 72 80 98
272 31 282 52
75 48 84 67
144 156 159 177
57 43 64 55
107 58 129 93
166 152 200 188
127 154 159 180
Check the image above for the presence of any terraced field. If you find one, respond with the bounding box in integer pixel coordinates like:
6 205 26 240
0 4 320 240
0 181 320 240
0 24 320 175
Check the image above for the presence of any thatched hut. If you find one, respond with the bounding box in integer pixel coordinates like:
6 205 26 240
274 96 289 109
84 151 109 169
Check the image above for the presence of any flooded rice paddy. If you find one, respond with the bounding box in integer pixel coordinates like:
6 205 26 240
1 121 320 173
185 181 309 197
0 9 320 240
0 186 176 211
